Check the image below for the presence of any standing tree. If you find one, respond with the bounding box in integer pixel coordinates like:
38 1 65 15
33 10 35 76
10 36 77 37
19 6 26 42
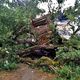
57 0 65 12
64 0 80 36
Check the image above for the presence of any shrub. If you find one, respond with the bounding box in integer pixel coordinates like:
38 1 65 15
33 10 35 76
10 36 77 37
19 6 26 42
0 47 18 70
54 65 80 80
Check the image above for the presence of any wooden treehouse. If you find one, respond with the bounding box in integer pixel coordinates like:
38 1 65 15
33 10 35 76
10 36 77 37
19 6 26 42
16 15 57 58
31 15 52 46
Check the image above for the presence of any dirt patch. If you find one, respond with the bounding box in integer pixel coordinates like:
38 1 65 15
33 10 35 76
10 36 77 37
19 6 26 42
0 64 56 80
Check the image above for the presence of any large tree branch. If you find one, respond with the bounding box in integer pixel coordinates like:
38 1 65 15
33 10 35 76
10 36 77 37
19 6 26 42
71 26 80 37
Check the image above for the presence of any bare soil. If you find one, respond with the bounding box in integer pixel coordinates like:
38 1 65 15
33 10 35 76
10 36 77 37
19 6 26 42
0 64 56 80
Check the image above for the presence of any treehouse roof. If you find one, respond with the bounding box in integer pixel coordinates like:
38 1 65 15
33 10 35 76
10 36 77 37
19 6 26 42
32 14 50 27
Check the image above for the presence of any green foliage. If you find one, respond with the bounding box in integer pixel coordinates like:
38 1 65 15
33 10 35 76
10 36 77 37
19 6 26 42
54 35 80 80
56 47 80 64
67 13 75 21
49 23 56 31
0 0 44 70
65 36 80 49
56 35 80 57
0 47 18 70
49 23 62 44
54 65 80 80
40 66 54 73
0 61 17 70
64 7 75 21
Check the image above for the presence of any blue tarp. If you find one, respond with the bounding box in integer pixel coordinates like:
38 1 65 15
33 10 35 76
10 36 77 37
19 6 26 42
58 13 68 22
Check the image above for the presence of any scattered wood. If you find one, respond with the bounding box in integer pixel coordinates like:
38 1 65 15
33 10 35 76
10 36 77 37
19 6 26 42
19 57 36 65
15 39 36 45
19 57 59 72
17 39 55 55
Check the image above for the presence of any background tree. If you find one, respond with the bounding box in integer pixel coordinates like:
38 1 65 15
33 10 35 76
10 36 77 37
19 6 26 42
64 0 80 36
57 0 65 12
0 0 45 70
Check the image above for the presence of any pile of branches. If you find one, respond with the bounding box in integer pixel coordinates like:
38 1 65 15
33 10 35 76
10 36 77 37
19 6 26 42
20 56 60 72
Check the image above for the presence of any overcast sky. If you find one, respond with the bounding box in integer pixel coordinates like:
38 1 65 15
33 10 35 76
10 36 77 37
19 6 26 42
38 0 76 14
9 0 76 14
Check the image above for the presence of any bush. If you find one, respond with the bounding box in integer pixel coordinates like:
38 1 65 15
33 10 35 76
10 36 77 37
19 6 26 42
53 35 80 80
54 65 80 80
0 47 18 70
0 61 17 70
